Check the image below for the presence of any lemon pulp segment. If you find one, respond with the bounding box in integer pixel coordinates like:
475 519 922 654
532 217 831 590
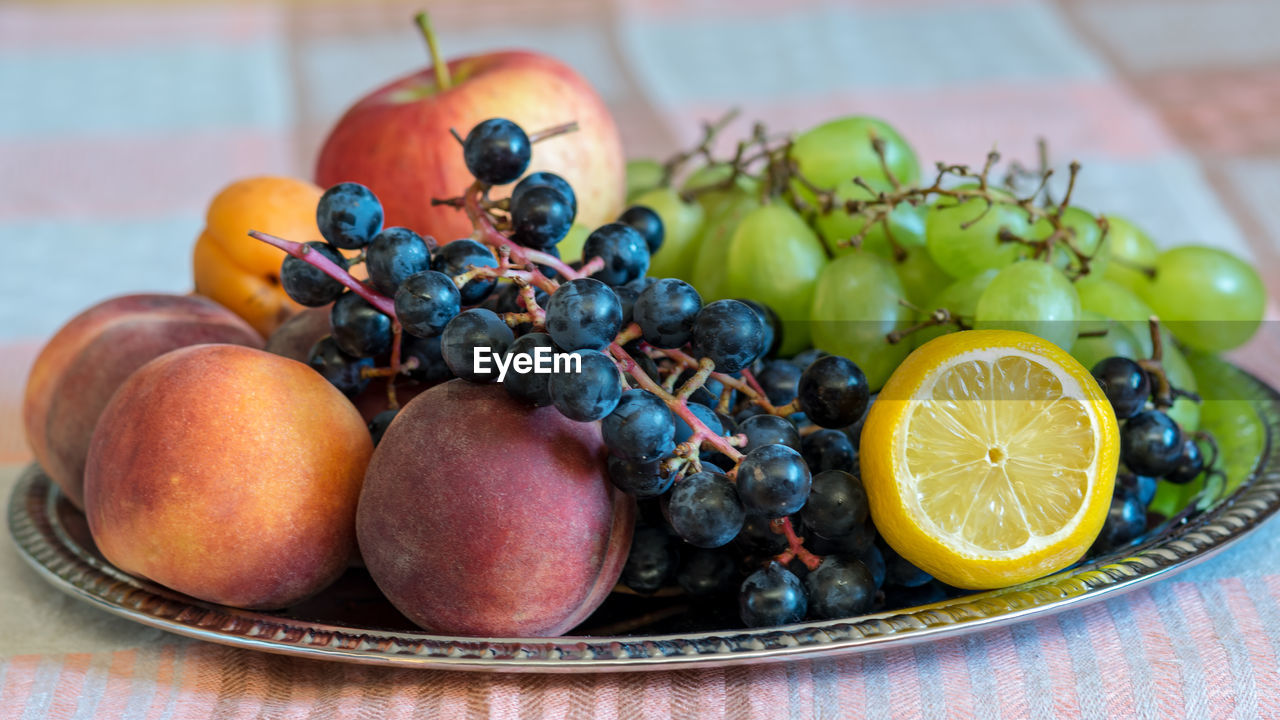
900 350 1100 556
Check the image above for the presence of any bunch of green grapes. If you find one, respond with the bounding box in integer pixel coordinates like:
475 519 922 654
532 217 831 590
616 113 1266 393
609 111 1271 588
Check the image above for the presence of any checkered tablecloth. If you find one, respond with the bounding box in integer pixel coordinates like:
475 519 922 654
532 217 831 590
3 1 1280 717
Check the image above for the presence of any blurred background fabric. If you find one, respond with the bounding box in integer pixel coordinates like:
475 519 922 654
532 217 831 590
1 0 1279 717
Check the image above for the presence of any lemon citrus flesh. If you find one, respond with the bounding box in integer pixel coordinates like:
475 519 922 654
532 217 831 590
861 330 1118 589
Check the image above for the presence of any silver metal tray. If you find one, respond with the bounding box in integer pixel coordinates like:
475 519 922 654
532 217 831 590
8 360 1280 673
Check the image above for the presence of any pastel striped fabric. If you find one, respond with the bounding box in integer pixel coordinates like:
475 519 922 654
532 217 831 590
3 576 1280 718
3 0 1280 717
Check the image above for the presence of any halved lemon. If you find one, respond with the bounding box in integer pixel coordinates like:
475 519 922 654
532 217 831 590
860 329 1119 589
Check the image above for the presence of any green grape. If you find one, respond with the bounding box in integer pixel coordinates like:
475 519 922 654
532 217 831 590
632 187 706 282
1151 352 1260 518
790 116 921 191
1075 278 1158 357
723 204 828 356
974 261 1080 350
1070 311 1144 371
1187 351 1264 494
625 159 663 203
1101 215 1158 293
1136 245 1265 352
1161 340 1199 433
1029 206 1109 277
895 247 951 307
926 269 999 318
912 269 999 347
808 179 927 259
810 252 913 389
1148 478 1194 521
789 117 921 260
1073 277 1200 429
682 163 759 220
691 191 760 303
925 190 1032 279
557 223 591 263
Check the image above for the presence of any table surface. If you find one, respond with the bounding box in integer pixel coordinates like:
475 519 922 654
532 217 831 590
3 0 1280 717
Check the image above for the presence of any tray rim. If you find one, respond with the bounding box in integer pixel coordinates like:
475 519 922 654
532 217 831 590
8 361 1280 673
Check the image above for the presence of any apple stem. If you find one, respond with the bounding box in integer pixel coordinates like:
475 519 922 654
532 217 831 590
247 231 398 317
415 12 452 91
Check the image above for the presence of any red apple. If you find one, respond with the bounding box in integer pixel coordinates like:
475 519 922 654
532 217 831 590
315 19 625 244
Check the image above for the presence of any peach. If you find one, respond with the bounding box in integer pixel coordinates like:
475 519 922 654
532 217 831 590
357 380 633 636
23 293 263 508
83 344 373 610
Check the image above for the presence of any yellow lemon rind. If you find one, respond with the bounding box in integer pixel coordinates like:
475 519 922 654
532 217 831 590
861 330 1119 590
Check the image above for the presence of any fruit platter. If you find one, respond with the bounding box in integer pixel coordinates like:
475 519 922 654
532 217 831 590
8 15 1277 672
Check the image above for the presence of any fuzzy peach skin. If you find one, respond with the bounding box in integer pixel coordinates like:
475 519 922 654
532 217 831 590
357 380 634 637
316 51 624 243
83 344 373 610
23 294 263 509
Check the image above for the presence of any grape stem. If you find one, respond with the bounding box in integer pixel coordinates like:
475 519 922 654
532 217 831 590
361 355 420 380
1109 255 1158 279
770 517 822 571
741 367 768 400
247 231 397 316
870 132 902 190
677 122 774 203
670 115 1109 281
387 323 405 409
651 346 789 415
517 282 546 325
676 358 715 401
460 182 568 294
797 423 824 438
606 344 744 462
528 121 580 144
659 108 741 186
886 303 969 345
614 323 643 346
1136 316 1202 409
1194 430 1220 470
